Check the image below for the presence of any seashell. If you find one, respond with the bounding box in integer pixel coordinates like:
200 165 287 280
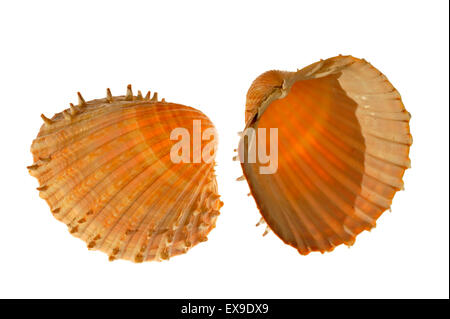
28 85 222 262
238 55 412 254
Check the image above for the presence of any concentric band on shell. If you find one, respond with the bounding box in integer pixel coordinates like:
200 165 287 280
28 85 223 262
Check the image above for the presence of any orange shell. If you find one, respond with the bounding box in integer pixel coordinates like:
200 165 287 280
28 86 222 262
240 55 412 254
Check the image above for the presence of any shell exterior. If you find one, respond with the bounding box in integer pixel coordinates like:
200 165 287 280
28 86 222 262
239 55 412 254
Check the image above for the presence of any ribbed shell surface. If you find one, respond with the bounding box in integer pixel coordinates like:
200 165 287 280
240 56 412 254
29 91 222 262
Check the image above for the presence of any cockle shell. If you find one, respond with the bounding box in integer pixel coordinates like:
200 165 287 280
238 55 412 254
28 85 222 262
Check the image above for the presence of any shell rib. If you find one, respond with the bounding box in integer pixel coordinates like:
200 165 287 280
240 55 412 254
28 85 222 262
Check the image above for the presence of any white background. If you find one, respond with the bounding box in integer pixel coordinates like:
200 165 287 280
0 0 448 299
